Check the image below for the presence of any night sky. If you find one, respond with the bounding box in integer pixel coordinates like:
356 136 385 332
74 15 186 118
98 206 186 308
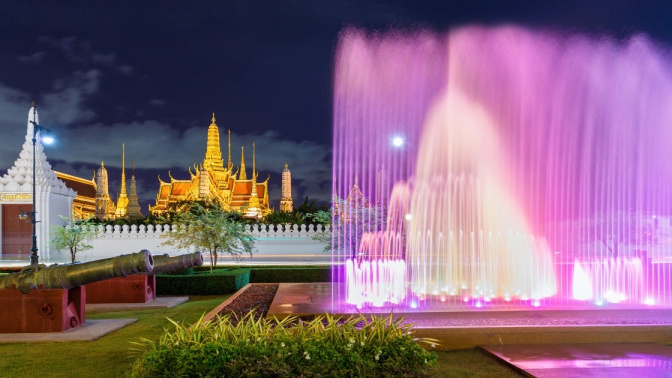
1 1 671 212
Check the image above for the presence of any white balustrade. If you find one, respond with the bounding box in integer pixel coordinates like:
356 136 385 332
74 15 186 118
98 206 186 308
49 224 332 265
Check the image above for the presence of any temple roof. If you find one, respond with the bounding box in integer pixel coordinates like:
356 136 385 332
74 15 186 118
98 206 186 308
55 171 97 198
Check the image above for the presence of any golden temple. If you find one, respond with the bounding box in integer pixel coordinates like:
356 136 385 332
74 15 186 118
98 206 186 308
149 113 271 218
55 143 144 221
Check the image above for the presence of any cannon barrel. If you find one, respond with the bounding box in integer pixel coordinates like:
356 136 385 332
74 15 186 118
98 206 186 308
150 251 203 275
0 250 154 294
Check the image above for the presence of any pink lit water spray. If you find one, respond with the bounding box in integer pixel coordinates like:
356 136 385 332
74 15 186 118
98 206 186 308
332 27 672 310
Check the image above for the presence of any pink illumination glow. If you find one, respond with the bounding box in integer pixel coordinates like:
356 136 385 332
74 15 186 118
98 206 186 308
333 27 672 310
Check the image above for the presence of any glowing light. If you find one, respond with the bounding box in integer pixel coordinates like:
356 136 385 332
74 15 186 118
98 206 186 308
532 300 541 307
392 136 404 147
572 260 593 301
404 213 412 221
605 291 625 304
475 301 483 308
42 136 54 144
644 298 655 306
345 258 406 307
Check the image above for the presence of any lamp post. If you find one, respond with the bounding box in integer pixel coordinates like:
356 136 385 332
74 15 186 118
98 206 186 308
18 112 52 267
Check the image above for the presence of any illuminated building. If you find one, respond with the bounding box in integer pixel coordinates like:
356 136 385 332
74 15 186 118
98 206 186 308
112 144 143 219
279 163 293 211
126 161 143 219
114 144 129 218
54 171 97 219
94 161 116 220
150 113 271 218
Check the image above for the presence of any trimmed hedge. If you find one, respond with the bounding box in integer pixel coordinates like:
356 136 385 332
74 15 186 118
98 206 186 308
249 267 330 283
156 269 250 295
156 266 330 295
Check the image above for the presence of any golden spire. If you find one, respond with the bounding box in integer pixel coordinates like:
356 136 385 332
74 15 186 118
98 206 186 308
252 142 256 180
239 146 247 180
248 142 260 216
227 129 232 170
203 112 224 171
115 143 129 218
120 143 127 195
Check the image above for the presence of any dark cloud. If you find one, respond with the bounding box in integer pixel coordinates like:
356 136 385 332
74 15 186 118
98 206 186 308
1 1 672 212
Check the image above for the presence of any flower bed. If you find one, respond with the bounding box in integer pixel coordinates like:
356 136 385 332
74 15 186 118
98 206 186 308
131 311 438 377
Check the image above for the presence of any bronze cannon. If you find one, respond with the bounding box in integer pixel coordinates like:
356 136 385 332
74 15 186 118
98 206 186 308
0 250 154 294
150 251 203 274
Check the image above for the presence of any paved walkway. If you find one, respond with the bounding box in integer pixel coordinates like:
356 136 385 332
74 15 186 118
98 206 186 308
0 319 137 342
483 343 672 377
86 296 188 312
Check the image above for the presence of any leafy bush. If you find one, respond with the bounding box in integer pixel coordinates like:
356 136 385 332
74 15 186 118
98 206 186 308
249 267 331 283
156 269 250 295
131 312 438 377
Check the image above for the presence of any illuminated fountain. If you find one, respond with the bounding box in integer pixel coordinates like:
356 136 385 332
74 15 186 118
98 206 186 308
332 27 672 310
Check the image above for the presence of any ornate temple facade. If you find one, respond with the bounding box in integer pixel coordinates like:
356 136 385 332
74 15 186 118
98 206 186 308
149 114 271 218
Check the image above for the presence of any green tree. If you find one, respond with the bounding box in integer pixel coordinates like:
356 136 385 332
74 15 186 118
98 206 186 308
49 216 100 263
296 196 330 225
305 209 331 225
262 210 305 225
161 202 255 266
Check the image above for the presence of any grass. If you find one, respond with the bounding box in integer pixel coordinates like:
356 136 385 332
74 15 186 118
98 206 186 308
0 296 226 378
0 296 522 378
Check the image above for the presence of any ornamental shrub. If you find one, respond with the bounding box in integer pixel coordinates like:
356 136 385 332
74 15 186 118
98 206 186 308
131 312 438 377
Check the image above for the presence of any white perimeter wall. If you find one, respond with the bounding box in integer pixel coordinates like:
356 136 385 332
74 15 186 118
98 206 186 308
46 224 332 266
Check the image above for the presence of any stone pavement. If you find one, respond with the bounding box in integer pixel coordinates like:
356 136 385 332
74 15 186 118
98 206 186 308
0 319 137 342
86 296 188 312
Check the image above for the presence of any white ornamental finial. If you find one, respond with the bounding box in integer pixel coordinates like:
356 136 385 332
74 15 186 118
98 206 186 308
26 101 40 143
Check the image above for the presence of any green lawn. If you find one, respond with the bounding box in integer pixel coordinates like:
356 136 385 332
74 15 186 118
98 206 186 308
0 296 226 378
0 296 522 377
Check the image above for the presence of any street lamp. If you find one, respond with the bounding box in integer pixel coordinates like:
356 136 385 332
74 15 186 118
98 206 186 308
18 112 52 268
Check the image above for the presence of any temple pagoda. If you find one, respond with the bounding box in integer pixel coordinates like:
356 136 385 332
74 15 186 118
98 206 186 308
149 113 271 218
